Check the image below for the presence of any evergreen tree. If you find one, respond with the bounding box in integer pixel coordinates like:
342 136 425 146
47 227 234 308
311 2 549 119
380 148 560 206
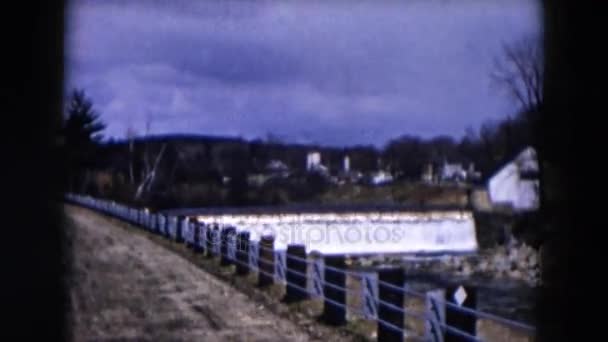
61 89 106 193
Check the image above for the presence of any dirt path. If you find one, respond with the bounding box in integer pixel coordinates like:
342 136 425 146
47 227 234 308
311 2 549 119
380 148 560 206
65 205 315 342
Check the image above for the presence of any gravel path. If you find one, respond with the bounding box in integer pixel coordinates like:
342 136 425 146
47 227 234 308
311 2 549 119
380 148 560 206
65 205 314 342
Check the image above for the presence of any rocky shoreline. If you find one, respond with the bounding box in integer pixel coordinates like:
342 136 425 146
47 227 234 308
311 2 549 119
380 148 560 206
349 239 541 288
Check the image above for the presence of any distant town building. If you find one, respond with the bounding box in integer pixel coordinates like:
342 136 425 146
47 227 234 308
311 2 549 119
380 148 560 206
487 146 540 212
306 151 322 171
247 174 270 187
370 170 394 185
433 161 481 183
467 163 482 181
266 159 289 174
421 163 434 183
343 155 350 173
440 163 467 182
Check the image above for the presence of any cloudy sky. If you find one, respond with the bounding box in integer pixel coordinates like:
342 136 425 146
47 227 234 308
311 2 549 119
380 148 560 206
65 0 541 147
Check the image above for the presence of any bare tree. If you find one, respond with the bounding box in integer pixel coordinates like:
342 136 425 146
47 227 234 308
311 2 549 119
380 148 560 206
491 35 543 113
134 116 167 201
125 125 136 185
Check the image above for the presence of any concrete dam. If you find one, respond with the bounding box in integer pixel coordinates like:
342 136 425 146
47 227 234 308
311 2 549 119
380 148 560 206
164 205 479 256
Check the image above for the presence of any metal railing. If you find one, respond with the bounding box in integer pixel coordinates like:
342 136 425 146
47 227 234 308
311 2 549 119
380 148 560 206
65 193 536 342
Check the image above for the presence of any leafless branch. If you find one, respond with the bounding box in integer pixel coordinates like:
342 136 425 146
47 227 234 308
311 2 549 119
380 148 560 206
491 35 543 113
126 125 136 185
134 116 168 201
135 143 167 201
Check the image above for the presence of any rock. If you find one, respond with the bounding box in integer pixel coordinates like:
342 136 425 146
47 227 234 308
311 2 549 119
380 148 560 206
510 269 523 279
467 256 480 267
496 258 510 273
520 244 532 258
492 252 506 265
508 248 519 262
358 258 373 267
478 260 489 272
528 253 538 267
439 255 451 263
528 270 538 280
519 260 529 270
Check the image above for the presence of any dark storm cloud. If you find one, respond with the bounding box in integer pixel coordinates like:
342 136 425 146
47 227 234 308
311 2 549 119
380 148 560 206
65 0 541 146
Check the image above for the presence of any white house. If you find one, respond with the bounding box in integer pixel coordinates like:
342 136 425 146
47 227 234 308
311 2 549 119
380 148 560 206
487 146 540 211
306 151 322 171
266 159 289 174
441 163 467 182
370 170 394 185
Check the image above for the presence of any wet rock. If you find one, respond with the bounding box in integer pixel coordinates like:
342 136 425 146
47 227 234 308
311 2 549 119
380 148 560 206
478 260 489 272
510 270 522 279
528 254 538 267
467 256 480 267
495 258 510 273
508 248 519 262
358 258 373 267
519 260 529 270
371 259 383 267
495 245 507 256
520 244 533 259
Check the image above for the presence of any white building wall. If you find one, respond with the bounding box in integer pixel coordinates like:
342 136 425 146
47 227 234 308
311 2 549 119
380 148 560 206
307 152 321 171
488 163 520 206
344 156 350 172
516 180 540 210
487 147 540 211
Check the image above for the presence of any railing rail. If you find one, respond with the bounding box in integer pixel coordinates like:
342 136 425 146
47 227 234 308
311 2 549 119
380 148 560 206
65 193 537 342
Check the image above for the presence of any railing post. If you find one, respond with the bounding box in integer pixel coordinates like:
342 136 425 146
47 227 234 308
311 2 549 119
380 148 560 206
163 214 170 238
283 244 308 303
445 284 477 342
170 216 177 240
175 215 184 243
156 213 163 236
236 231 250 275
151 212 156 232
258 235 275 288
151 212 157 233
184 217 193 248
155 213 161 235
377 267 405 342
321 254 347 326
220 226 236 266
165 215 171 238
206 224 218 258
192 219 207 253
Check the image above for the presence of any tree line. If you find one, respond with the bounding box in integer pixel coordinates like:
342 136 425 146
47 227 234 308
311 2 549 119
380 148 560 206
59 35 543 208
